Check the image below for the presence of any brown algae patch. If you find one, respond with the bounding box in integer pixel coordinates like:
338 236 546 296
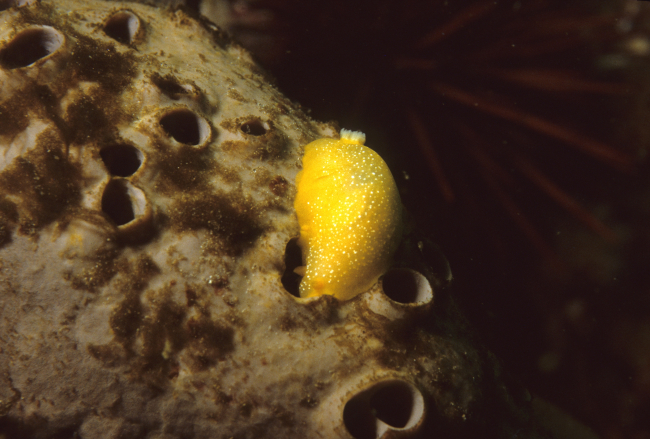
149 130 266 255
185 313 235 372
269 175 289 196
153 144 219 193
62 88 126 146
0 99 31 139
0 198 18 248
0 130 82 237
108 254 161 346
66 243 123 292
169 190 265 256
89 257 236 385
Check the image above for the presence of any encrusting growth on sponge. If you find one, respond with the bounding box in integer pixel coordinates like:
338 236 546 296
294 129 403 300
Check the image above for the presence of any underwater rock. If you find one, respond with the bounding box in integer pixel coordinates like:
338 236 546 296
1 1 553 438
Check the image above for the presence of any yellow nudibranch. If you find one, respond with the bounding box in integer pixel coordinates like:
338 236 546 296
294 129 403 300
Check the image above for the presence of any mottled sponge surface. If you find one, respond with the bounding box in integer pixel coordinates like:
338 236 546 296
0 1 537 439
295 130 402 300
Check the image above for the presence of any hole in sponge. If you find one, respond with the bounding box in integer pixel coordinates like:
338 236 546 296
102 180 133 225
99 144 143 177
343 395 377 439
151 73 192 99
104 11 140 45
381 268 433 305
102 179 147 226
0 26 64 69
240 119 268 136
343 380 425 438
281 238 303 298
370 381 418 429
160 109 210 145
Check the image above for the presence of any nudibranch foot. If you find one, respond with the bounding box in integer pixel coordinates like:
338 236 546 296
294 129 403 301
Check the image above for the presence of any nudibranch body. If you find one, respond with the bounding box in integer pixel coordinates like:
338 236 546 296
294 129 403 300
